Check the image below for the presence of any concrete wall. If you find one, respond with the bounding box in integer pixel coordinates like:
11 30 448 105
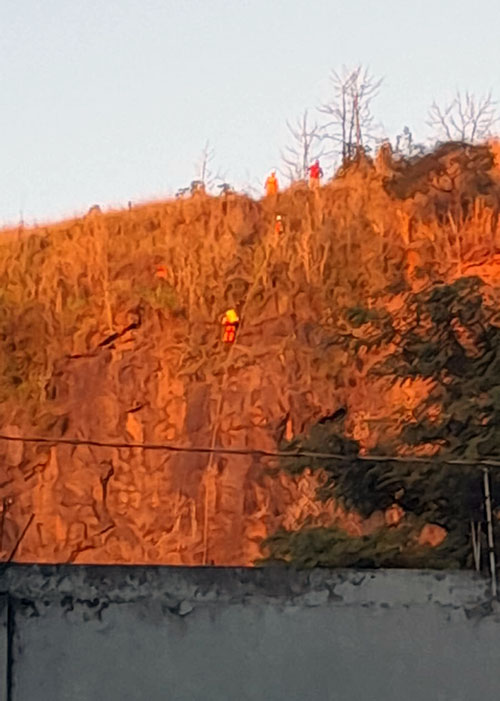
1 565 500 701
0 595 7 701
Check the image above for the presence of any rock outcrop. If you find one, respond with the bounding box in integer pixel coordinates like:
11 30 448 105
1 142 500 565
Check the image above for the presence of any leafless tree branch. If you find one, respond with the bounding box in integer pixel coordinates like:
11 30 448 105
427 91 498 143
194 140 226 191
319 65 383 163
280 110 325 182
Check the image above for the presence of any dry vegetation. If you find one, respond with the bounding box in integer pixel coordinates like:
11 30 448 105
2 141 500 565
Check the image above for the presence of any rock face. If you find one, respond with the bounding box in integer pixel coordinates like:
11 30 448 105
1 143 500 565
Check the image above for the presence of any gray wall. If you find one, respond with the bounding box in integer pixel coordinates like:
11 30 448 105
1 565 500 701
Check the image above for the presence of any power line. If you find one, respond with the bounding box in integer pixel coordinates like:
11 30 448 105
1 432 500 469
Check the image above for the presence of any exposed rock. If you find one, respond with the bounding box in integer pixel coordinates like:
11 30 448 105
418 523 447 548
0 145 499 565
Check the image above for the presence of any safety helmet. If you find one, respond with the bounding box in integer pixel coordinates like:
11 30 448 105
225 308 239 323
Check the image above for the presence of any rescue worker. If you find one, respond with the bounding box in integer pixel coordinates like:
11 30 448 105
156 264 168 280
265 171 279 196
308 160 323 189
275 214 284 235
221 308 240 344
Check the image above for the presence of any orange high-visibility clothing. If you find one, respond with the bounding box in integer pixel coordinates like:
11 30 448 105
223 323 238 343
156 264 168 279
275 215 284 235
265 172 278 196
221 308 239 344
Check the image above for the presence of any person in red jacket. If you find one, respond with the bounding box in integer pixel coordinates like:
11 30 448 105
308 160 323 189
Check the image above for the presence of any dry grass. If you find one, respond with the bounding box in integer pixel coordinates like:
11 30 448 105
1 142 500 565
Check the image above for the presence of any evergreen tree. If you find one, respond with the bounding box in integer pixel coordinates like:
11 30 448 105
263 277 500 568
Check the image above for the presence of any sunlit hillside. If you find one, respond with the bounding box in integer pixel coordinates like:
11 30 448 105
1 141 500 565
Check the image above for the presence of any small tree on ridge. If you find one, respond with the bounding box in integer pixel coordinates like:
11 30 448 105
281 110 324 182
428 91 498 144
319 65 383 163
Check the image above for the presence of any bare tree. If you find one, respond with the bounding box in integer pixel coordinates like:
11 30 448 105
194 140 226 192
319 65 382 163
428 91 498 144
281 110 324 182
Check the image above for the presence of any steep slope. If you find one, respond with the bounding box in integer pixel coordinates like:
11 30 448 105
1 142 500 565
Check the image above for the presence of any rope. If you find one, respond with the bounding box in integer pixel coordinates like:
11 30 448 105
201 216 280 563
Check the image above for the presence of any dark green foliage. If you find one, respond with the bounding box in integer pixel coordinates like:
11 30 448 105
265 276 500 569
135 281 178 312
339 305 395 352
345 305 380 328
0 298 49 405
363 276 500 528
261 524 462 569
280 422 483 558
382 277 500 463
283 425 392 517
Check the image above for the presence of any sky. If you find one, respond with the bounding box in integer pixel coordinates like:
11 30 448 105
1 0 500 225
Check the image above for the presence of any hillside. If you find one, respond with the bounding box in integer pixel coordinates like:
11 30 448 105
1 141 500 565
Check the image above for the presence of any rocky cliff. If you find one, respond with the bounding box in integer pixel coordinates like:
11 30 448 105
1 142 500 565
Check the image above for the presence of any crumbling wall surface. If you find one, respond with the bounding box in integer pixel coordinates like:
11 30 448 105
0 595 6 701
1 565 500 701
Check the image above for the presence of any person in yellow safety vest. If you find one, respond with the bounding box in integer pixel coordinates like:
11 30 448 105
265 171 279 196
222 308 240 344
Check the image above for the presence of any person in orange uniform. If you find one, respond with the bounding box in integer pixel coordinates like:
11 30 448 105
275 214 284 235
221 308 240 343
308 160 323 189
265 171 279 196
156 264 168 280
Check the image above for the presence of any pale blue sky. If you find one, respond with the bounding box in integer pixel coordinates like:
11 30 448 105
1 0 499 225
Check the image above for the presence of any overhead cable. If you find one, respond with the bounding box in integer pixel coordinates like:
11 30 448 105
0 432 500 469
